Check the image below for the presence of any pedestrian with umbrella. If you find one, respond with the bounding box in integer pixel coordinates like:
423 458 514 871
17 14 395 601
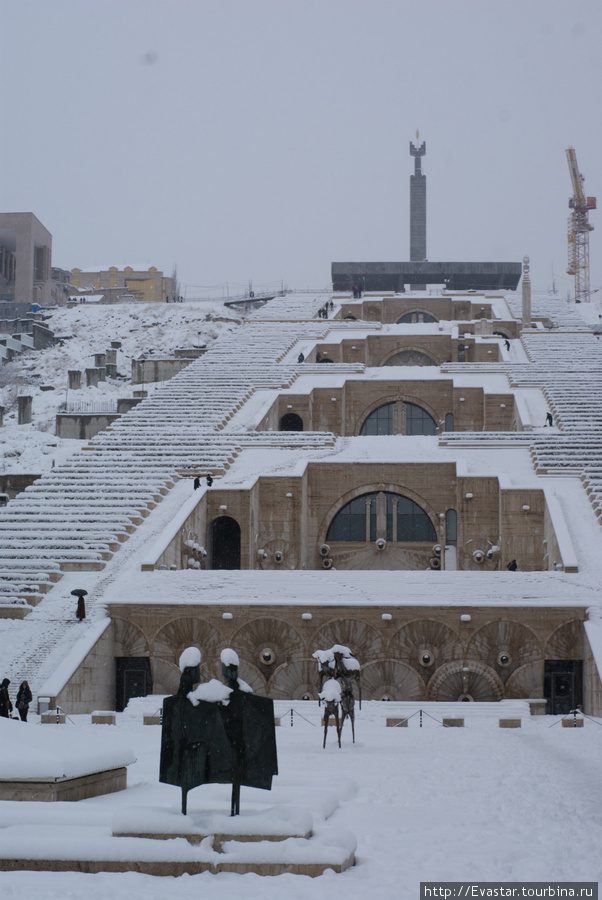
71 588 88 621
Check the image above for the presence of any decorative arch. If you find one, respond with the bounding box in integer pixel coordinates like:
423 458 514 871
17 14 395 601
312 618 385 661
361 660 426 701
381 348 437 367
112 618 150 657
397 311 438 324
427 661 505 702
151 617 223 665
467 620 541 683
231 617 305 677
505 661 544 699
390 619 463 681
149 657 180 696
544 620 584 660
268 659 320 700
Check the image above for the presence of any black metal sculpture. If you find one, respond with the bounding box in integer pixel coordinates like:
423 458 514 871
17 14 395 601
313 644 361 747
159 647 278 816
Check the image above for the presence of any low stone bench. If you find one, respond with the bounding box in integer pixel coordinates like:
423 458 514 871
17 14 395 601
386 718 408 727
0 767 127 802
41 712 66 724
499 719 521 728
442 718 464 728
143 715 162 725
561 717 584 728
91 712 116 725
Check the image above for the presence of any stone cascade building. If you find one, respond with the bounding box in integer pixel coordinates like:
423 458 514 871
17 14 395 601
0 290 601 719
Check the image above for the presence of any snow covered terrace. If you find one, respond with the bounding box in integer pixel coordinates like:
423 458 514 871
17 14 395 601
0 291 602 702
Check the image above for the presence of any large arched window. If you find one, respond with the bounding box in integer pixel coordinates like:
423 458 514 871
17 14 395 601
405 403 437 435
382 349 437 367
360 403 394 436
397 311 438 324
360 402 437 436
326 491 436 543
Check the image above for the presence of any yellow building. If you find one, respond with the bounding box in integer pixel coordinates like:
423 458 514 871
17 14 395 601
71 265 176 302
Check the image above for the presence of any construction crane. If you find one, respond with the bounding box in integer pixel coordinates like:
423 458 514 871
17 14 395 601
566 147 596 302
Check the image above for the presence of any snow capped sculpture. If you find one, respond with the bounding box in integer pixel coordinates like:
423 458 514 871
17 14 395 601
178 646 201 672
313 644 362 748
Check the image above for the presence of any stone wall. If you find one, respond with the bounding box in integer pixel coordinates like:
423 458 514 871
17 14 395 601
263 379 516 434
151 463 559 574
107 601 589 709
54 623 115 714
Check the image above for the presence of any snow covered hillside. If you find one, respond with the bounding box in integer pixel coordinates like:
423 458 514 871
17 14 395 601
0 300 243 475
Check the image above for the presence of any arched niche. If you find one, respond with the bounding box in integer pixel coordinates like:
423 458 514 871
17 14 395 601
210 516 241 569
280 412 303 432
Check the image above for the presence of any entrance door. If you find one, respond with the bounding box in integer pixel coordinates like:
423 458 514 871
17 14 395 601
115 657 153 712
544 660 583 715
210 516 241 569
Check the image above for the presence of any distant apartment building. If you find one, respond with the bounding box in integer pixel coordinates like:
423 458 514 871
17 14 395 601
70 265 176 302
0 212 59 306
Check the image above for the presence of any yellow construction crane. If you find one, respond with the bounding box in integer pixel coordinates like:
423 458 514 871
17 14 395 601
566 147 596 302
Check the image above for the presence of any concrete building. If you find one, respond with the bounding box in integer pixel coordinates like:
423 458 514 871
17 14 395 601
70 265 176 302
0 213 58 306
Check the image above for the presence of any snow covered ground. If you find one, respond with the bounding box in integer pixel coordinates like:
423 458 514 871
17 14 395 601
0 300 242 476
1 699 601 896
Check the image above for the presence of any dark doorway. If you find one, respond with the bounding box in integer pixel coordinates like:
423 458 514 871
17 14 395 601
280 413 303 431
115 657 152 712
544 660 583 715
210 515 241 569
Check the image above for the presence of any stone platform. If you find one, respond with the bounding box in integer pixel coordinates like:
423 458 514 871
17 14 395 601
0 804 356 876
0 766 127 802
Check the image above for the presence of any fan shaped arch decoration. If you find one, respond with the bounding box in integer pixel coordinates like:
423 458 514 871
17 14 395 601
504 661 544 699
390 619 462 680
360 660 425 701
113 618 150 658
149 657 180 696
544 620 584 660
427 661 504 702
151 618 223 665
268 659 320 700
467 620 541 682
312 618 384 661
230 617 305 674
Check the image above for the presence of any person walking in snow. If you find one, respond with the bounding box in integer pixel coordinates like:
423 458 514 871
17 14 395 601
16 680 32 722
76 595 86 621
193 476 200 490
0 678 12 717
545 412 553 427
206 474 213 487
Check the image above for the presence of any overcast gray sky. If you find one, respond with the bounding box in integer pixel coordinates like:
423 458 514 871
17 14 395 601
2 0 601 298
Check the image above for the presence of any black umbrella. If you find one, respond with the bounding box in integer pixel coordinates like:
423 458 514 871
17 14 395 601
70 589 88 598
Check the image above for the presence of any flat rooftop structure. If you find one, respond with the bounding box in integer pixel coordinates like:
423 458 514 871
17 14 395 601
332 261 522 292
